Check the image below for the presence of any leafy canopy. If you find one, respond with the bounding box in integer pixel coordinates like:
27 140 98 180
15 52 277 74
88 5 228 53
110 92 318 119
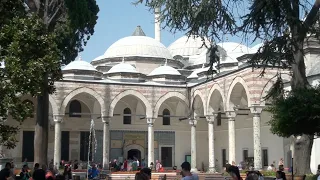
0 0 99 148
267 86 320 137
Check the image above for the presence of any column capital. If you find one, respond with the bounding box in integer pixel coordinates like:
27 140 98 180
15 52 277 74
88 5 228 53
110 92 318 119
53 115 63 123
250 104 264 115
101 116 111 124
225 111 236 119
147 118 156 125
206 116 216 124
189 119 197 126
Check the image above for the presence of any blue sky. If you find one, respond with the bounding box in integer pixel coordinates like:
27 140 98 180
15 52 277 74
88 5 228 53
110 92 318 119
80 0 255 62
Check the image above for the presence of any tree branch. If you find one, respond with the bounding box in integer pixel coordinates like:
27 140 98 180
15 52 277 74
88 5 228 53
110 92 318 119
49 0 59 8
48 4 62 26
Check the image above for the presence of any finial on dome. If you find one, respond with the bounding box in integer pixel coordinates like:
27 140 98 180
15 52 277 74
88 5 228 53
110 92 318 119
122 57 125 63
164 59 168 66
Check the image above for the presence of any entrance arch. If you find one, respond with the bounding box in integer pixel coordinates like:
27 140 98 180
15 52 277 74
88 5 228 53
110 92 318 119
124 144 145 161
127 149 141 160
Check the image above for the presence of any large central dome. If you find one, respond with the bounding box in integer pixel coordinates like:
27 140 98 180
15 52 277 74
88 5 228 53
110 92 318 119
104 26 173 59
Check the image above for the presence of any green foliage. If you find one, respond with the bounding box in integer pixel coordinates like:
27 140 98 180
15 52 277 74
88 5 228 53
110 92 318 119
261 171 277 177
267 86 320 137
305 174 319 180
0 16 61 94
0 0 99 149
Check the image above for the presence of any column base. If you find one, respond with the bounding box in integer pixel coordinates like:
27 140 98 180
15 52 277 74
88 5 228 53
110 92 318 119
254 166 262 171
207 167 216 173
191 168 198 173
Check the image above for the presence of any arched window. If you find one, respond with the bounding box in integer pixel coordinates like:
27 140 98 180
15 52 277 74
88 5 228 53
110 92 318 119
69 100 81 117
162 109 170 125
217 108 222 126
23 100 34 118
123 108 131 124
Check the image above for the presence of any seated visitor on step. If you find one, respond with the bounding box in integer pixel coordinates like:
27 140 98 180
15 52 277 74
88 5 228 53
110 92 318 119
20 165 31 180
62 164 72 180
88 164 99 179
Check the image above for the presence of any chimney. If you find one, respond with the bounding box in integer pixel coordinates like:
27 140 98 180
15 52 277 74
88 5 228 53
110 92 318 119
155 7 161 42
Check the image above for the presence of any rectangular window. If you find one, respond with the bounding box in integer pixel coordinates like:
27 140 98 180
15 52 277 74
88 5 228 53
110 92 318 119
22 131 34 162
161 147 173 167
217 112 222 126
243 149 249 161
80 131 92 161
222 149 227 167
262 149 268 167
61 131 70 161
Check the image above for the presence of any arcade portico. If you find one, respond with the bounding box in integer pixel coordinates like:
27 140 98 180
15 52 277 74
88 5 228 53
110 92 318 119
2 8 320 173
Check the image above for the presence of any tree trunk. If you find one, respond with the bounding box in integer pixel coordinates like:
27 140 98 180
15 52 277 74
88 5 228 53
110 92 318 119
293 135 314 175
34 75 49 166
290 40 313 175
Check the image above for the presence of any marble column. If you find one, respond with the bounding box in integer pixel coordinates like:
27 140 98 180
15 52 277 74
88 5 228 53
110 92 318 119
147 118 155 167
207 116 216 172
53 115 63 168
102 116 110 169
226 111 236 165
189 119 198 172
250 105 263 170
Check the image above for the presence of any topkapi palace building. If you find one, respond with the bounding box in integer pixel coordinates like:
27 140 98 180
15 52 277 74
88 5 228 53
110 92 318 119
2 8 320 173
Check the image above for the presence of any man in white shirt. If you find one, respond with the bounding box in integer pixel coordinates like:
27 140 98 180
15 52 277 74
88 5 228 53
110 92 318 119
180 162 199 180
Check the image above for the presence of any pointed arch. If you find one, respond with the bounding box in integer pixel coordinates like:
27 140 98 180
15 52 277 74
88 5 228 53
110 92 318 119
226 76 251 111
191 90 206 116
154 92 189 118
60 87 105 116
108 90 152 118
206 84 225 114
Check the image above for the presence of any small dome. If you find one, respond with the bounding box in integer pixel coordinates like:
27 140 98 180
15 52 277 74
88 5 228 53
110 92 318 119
63 57 97 71
148 64 181 76
250 43 264 53
217 42 251 65
93 55 104 61
187 66 210 79
107 61 138 74
168 36 212 57
217 42 251 54
103 26 172 59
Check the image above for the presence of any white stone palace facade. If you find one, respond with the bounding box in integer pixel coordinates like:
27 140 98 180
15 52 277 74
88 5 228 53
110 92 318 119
2 13 320 173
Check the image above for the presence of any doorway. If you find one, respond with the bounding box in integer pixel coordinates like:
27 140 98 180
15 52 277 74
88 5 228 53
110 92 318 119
160 146 173 167
127 149 141 160
22 131 34 162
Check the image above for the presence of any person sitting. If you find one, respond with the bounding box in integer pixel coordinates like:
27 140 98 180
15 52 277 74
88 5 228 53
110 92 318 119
20 165 31 180
88 164 99 179
63 164 72 180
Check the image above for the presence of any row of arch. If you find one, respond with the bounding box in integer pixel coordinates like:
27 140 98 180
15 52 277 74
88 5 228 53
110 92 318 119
47 77 273 119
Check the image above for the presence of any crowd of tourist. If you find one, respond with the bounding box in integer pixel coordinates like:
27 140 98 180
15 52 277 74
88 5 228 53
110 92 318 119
0 158 319 180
